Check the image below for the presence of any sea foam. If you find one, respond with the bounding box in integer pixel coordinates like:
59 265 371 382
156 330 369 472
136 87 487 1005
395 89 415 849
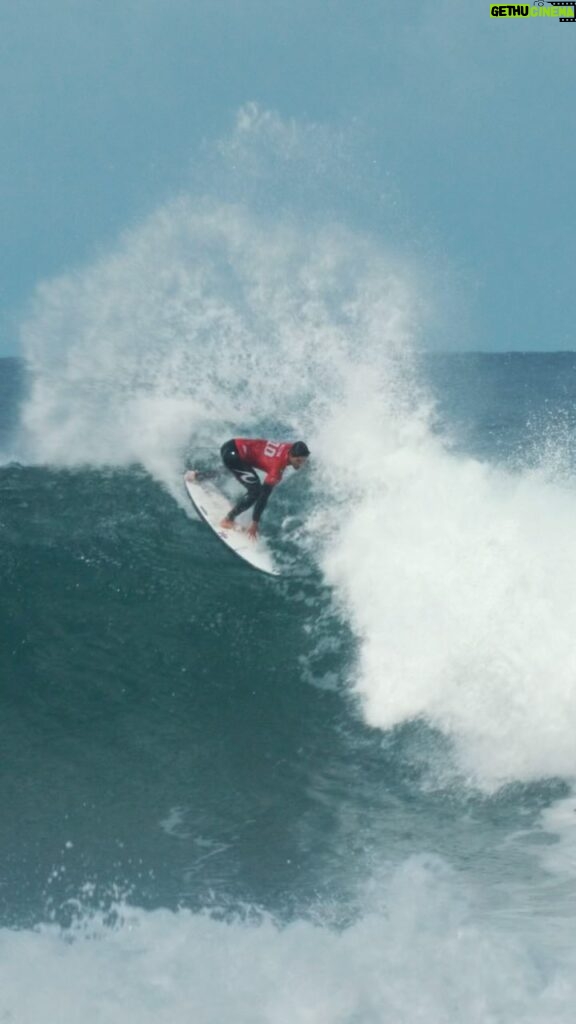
1 855 574 1024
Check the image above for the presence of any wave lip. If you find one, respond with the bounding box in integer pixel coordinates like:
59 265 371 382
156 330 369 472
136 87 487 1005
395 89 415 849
320 427 576 789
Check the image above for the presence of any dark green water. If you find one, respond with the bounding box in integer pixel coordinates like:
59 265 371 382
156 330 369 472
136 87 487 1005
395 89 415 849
3 355 576 1021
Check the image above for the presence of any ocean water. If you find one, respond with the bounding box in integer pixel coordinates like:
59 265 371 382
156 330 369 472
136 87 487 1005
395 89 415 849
2 205 576 1022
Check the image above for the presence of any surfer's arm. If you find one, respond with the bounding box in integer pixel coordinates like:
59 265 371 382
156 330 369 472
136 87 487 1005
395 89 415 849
252 483 274 523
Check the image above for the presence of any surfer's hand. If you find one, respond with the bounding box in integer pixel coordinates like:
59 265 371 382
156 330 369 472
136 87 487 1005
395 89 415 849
247 522 259 540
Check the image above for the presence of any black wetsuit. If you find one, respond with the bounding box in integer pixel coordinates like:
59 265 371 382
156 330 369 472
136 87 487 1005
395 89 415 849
220 440 273 523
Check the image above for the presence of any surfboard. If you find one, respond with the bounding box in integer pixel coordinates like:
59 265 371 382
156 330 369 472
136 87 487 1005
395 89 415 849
184 471 281 577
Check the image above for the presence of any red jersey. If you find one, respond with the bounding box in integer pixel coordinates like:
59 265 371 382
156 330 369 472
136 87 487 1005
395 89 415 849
234 438 293 486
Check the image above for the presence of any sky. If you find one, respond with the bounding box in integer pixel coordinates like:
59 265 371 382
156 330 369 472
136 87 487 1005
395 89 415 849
1 0 575 355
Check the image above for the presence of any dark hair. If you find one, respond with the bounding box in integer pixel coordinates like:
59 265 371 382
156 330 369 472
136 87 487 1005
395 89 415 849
290 441 310 457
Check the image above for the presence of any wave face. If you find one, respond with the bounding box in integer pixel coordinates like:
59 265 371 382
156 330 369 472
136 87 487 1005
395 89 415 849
4 111 576 1021
16 192 576 790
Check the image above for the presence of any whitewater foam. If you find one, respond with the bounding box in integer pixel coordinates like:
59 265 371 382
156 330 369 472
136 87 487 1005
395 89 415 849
1 856 574 1024
317 431 576 788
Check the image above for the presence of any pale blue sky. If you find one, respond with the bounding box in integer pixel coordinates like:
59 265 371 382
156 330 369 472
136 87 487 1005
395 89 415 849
1 0 575 354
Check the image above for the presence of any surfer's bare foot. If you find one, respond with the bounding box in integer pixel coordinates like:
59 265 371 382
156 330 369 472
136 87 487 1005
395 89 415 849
220 518 235 530
185 470 197 481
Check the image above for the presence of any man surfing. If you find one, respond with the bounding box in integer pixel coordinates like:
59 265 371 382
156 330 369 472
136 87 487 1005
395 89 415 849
218 438 310 539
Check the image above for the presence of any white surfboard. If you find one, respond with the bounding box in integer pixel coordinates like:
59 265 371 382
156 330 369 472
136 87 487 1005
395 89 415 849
184 471 281 577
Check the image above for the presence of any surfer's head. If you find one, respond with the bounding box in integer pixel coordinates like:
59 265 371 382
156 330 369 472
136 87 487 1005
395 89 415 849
289 441 310 469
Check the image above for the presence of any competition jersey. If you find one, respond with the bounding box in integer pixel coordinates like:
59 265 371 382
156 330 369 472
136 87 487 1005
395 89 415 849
234 438 293 486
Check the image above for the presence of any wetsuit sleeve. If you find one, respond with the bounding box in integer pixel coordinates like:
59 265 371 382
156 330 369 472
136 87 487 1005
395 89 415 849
264 469 283 486
252 483 274 522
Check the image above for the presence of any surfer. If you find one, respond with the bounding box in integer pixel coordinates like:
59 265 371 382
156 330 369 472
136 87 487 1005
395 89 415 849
219 438 310 539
